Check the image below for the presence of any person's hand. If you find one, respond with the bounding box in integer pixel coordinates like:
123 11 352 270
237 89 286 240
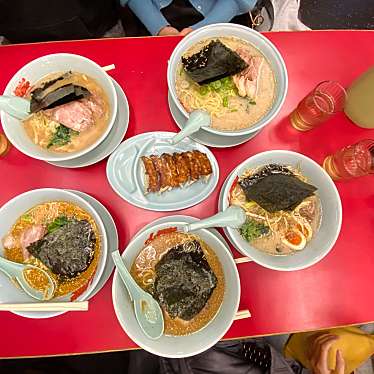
158 26 179 36
179 27 193 36
308 334 345 374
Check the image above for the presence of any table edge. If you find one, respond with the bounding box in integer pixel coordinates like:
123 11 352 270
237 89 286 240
0 29 373 49
3 318 374 360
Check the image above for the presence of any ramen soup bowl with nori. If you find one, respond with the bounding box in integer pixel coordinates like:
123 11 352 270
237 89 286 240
1 53 117 162
222 150 342 271
0 188 107 318
112 218 240 358
167 23 288 138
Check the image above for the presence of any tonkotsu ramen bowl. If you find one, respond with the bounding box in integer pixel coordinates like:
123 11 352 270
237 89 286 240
221 150 342 271
112 217 240 358
0 188 107 318
167 23 288 138
1 53 117 162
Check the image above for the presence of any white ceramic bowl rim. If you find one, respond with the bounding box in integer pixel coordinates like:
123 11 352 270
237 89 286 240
1 53 118 162
167 23 288 137
0 188 107 302
112 219 241 358
221 150 342 271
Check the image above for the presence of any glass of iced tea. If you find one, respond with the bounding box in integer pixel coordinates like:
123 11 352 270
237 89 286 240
323 139 374 180
290 81 347 131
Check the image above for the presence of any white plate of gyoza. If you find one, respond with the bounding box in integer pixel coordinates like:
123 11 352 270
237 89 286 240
106 131 219 211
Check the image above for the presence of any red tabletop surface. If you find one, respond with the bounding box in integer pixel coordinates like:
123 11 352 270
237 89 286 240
0 31 374 359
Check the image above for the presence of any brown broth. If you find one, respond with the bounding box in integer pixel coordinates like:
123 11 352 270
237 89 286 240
130 231 225 336
3 201 101 298
23 72 110 153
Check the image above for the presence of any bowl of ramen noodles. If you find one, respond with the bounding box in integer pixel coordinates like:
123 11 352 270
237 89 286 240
112 217 240 358
0 188 107 318
222 150 342 271
168 23 288 137
1 53 117 162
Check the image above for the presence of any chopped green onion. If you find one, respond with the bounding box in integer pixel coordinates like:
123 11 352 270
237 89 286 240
199 85 209 96
210 80 222 90
48 125 74 148
222 96 229 107
47 215 69 234
240 219 269 242
21 214 33 223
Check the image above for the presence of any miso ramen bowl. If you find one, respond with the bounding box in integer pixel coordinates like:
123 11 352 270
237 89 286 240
221 150 342 271
112 217 240 358
0 188 108 318
1 53 117 162
167 23 288 137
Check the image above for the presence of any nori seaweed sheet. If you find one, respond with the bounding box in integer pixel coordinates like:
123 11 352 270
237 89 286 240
152 240 217 321
239 164 317 213
27 219 96 278
30 84 91 113
182 40 248 85
31 72 72 102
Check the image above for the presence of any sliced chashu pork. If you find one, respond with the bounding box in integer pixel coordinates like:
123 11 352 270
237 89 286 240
20 225 46 260
45 100 94 132
3 225 46 261
45 96 103 132
233 48 264 99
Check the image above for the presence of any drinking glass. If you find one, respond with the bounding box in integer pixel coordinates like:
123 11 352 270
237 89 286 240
323 139 374 180
290 81 347 131
0 133 10 157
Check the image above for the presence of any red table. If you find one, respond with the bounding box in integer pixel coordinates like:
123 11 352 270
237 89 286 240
0 31 373 359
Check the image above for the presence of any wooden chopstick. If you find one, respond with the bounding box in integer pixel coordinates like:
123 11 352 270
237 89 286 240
234 257 252 264
234 309 251 320
0 301 88 312
101 64 116 72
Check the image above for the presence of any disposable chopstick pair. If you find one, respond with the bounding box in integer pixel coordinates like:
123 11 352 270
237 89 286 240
233 259 252 320
102 64 116 72
0 302 251 320
0 303 251 322
234 257 252 264
234 309 251 320
0 301 88 312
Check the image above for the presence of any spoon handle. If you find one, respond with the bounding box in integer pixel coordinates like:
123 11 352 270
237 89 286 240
171 109 211 144
112 251 142 301
0 96 12 107
0 95 30 120
0 256 23 278
184 206 247 232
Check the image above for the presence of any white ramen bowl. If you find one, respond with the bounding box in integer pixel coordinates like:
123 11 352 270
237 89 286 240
221 150 342 271
0 188 108 318
112 217 240 358
1 53 117 162
167 23 288 137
